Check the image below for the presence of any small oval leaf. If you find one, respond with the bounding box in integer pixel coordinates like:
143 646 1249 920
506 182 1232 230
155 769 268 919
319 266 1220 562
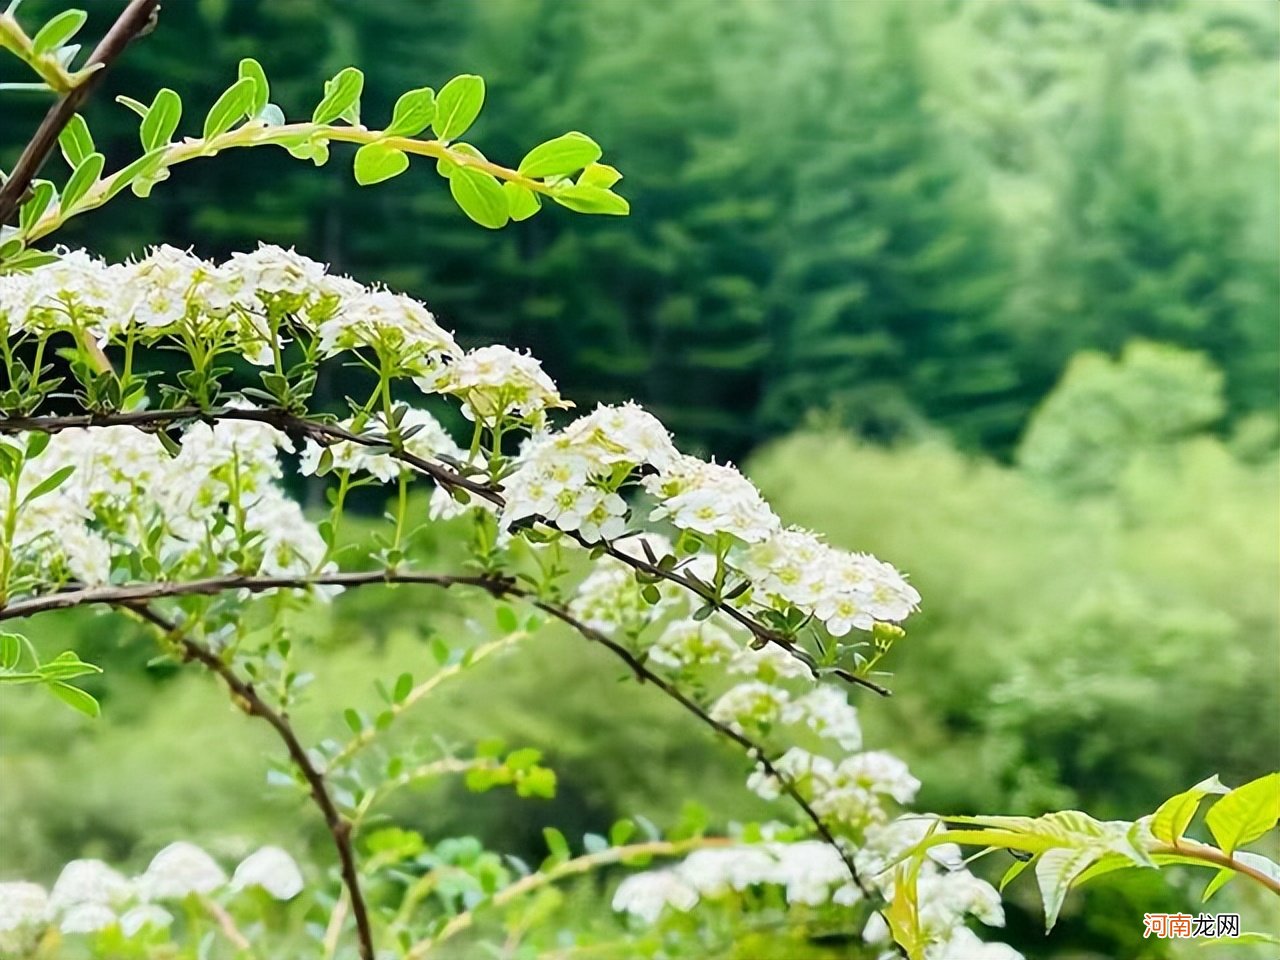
433 74 484 142
518 131 602 179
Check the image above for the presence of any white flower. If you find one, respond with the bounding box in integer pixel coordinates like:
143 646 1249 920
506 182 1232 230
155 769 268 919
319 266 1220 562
769 841 850 905
119 904 173 937
709 681 790 736
782 687 863 750
645 455 779 544
0 882 49 931
836 752 921 806
50 859 132 911
423 345 566 421
298 408 463 483
647 618 739 669
317 287 459 368
58 902 117 934
926 927 1023 960
231 847 304 900
611 870 698 923
727 643 813 682
138 842 227 900
675 846 779 896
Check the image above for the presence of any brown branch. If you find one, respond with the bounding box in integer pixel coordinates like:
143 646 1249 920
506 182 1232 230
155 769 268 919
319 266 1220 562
0 407 892 696
1155 840 1280 897
0 569 507 621
0 0 161 226
125 602 376 960
6 569 881 907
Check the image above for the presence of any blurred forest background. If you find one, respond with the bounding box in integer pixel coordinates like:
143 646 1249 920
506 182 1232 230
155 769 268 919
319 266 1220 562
2 1 1277 958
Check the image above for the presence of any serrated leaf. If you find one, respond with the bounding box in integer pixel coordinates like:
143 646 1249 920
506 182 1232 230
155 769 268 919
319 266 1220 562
353 141 409 185
32 9 86 55
433 74 484 142
386 87 435 137
518 131 601 179
1152 775 1230 845
47 681 99 718
313 67 364 125
60 152 103 211
1205 773 1280 856
551 184 629 215
448 166 508 229
237 58 269 116
203 77 256 139
1035 847 1097 930
140 88 181 151
57 114 94 167
503 182 540 222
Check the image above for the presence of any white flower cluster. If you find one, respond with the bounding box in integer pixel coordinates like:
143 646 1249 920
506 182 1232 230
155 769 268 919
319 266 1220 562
299 408 465 482
1 244 460 374
613 821 1018 959
5 416 327 590
0 843 303 946
741 527 920 636
422 344 567 424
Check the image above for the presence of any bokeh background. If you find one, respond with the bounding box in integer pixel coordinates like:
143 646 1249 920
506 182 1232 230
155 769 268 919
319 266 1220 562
2 1 1278 958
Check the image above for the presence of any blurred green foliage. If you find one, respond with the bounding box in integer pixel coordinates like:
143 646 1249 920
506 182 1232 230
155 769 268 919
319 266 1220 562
2 0 1276 457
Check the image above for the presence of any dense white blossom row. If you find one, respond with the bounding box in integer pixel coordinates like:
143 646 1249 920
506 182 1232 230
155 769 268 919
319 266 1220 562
0 843 302 951
4 245 919 645
612 818 1021 960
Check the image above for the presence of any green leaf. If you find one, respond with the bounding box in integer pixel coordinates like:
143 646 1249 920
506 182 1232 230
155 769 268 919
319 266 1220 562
503 182 541 222
36 652 101 681
47 681 100 718
1152 775 1230 844
106 147 168 200
393 671 413 703
60 152 103 212
203 77 257 139
20 464 74 506
386 87 436 137
32 9 86 55
0 633 22 670
448 167 508 229
583 833 608 854
140 88 182 151
353 142 409 186
542 826 570 865
1034 847 1097 931
433 74 484 142
610 819 636 847
57 114 94 167
518 131 602 179
579 162 622 189
1000 855 1033 891
237 58 269 116
495 605 519 633
1201 867 1234 901
551 184 629 216
343 708 363 734
18 181 54 233
312 67 364 125
115 95 149 119
1205 773 1280 856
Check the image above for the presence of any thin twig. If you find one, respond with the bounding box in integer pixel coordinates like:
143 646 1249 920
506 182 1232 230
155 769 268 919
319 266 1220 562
0 0 161 225
125 603 377 960
5 569 883 906
0 407 893 696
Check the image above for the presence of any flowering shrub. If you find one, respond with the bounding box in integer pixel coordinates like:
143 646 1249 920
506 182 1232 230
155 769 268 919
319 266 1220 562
4 4 1269 960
